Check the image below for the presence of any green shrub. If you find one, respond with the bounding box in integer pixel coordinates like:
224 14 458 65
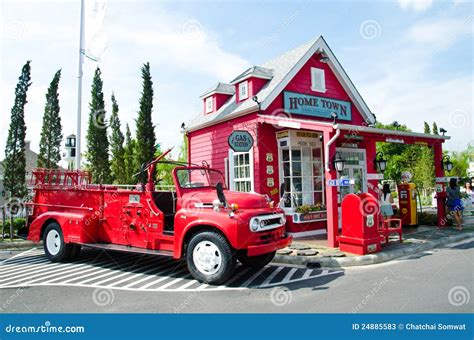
0 218 26 235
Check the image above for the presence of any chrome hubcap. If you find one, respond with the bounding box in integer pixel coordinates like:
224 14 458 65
193 240 222 275
46 229 61 256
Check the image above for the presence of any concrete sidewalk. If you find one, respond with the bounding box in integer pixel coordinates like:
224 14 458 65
274 224 474 268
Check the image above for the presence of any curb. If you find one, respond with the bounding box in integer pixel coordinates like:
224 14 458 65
0 240 39 251
272 232 474 268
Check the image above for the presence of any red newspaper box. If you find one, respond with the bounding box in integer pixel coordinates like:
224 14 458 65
339 193 382 255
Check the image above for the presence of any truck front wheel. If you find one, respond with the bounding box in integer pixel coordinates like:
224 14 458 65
186 231 235 285
238 251 276 269
43 222 73 262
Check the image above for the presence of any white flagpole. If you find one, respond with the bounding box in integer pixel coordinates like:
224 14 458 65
76 0 85 170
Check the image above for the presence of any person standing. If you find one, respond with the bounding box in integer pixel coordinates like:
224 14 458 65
446 178 463 230
380 183 394 218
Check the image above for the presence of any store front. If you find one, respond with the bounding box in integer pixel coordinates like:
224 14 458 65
184 36 449 247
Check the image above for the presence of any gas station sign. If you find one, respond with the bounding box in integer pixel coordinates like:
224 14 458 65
228 130 254 152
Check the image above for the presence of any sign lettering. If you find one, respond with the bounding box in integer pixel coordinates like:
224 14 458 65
284 91 352 121
228 130 254 152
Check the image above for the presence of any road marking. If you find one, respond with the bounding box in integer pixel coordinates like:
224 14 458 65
0 248 344 292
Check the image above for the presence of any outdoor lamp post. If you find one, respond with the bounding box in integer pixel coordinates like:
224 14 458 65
375 151 387 173
441 155 453 172
333 153 345 173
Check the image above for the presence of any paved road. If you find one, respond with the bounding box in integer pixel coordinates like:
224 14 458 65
0 239 472 313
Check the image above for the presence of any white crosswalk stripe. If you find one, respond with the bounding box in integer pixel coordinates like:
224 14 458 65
0 248 343 291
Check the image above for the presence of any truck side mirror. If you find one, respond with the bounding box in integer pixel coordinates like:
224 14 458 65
216 182 227 207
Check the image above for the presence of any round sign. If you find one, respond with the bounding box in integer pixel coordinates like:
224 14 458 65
228 130 254 152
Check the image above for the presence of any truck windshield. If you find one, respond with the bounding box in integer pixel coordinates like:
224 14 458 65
176 168 226 189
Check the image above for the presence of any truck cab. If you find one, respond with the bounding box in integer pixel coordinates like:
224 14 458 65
27 153 291 284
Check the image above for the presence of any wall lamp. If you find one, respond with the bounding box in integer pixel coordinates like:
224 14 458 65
333 153 345 173
441 155 453 172
375 151 387 173
331 112 338 125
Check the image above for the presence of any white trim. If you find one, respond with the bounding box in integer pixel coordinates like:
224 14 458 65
230 73 273 85
335 123 451 140
239 81 249 101
199 90 234 99
260 36 376 125
205 97 213 113
311 67 326 93
228 147 255 192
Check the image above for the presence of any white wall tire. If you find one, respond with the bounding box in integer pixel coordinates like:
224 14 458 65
43 222 73 262
186 231 235 285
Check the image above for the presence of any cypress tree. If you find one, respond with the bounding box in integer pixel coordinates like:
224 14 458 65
135 62 156 183
432 122 439 135
3 61 31 199
109 93 126 183
38 69 62 169
124 124 138 184
423 122 431 134
85 67 111 183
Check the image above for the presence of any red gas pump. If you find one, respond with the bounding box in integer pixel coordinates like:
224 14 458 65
338 193 382 255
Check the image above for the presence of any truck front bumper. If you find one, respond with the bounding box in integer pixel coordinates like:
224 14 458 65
247 233 292 257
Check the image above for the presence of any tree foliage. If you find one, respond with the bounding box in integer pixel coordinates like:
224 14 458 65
3 61 31 198
135 62 157 183
109 93 126 184
85 67 111 183
38 69 62 169
124 124 138 184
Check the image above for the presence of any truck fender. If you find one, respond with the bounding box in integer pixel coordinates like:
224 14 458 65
175 220 234 259
28 211 93 243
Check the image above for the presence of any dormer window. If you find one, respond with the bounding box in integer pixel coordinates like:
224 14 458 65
205 97 213 113
311 67 326 93
239 81 249 100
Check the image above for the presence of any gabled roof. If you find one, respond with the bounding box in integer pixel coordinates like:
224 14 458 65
187 36 376 132
229 66 274 84
199 82 235 99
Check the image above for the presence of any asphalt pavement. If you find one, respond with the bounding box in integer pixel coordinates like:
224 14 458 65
0 238 472 313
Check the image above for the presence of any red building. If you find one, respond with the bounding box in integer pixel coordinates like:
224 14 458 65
185 36 449 247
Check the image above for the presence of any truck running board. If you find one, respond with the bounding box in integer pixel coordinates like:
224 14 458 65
79 243 174 257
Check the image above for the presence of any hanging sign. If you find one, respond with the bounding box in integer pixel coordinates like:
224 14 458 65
283 91 352 121
366 173 384 180
228 130 254 152
386 138 404 144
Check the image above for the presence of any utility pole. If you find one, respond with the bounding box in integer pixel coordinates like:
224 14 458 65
76 0 85 169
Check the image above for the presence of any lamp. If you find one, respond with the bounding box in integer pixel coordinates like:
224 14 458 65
439 128 447 136
331 112 338 125
333 153 345 173
441 155 453 172
319 55 330 63
375 151 387 173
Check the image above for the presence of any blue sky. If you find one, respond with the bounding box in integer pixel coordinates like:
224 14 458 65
0 0 472 163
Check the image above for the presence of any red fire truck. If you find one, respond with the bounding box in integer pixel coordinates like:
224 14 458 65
26 150 291 284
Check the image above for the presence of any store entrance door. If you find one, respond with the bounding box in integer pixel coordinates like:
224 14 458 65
336 148 367 203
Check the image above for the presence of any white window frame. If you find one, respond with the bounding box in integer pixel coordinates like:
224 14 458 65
311 67 326 93
239 81 249 100
228 147 254 192
205 97 213 113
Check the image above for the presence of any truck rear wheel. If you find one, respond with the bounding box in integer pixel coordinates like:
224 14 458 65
43 222 73 262
238 251 276 269
186 231 235 285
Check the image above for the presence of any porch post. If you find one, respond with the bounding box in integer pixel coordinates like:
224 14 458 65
365 139 379 197
433 143 447 227
324 130 339 248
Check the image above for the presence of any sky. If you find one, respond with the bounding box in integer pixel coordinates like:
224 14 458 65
0 0 473 164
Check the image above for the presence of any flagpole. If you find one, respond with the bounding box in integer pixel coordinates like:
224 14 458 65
76 0 85 170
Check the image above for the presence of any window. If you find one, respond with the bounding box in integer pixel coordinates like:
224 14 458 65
311 67 326 92
239 81 249 100
205 97 213 113
229 149 254 192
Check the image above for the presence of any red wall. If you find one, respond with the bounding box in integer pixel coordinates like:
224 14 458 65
263 54 367 126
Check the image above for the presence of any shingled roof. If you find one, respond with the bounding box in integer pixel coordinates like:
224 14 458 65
186 36 375 132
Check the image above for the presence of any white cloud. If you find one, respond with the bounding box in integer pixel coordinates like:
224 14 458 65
406 17 473 49
398 0 434 11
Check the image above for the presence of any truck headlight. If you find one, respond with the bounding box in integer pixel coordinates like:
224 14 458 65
250 218 260 231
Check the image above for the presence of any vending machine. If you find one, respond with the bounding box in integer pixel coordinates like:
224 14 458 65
397 183 418 226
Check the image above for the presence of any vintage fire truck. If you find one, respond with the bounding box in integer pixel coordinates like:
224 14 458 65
26 149 291 284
